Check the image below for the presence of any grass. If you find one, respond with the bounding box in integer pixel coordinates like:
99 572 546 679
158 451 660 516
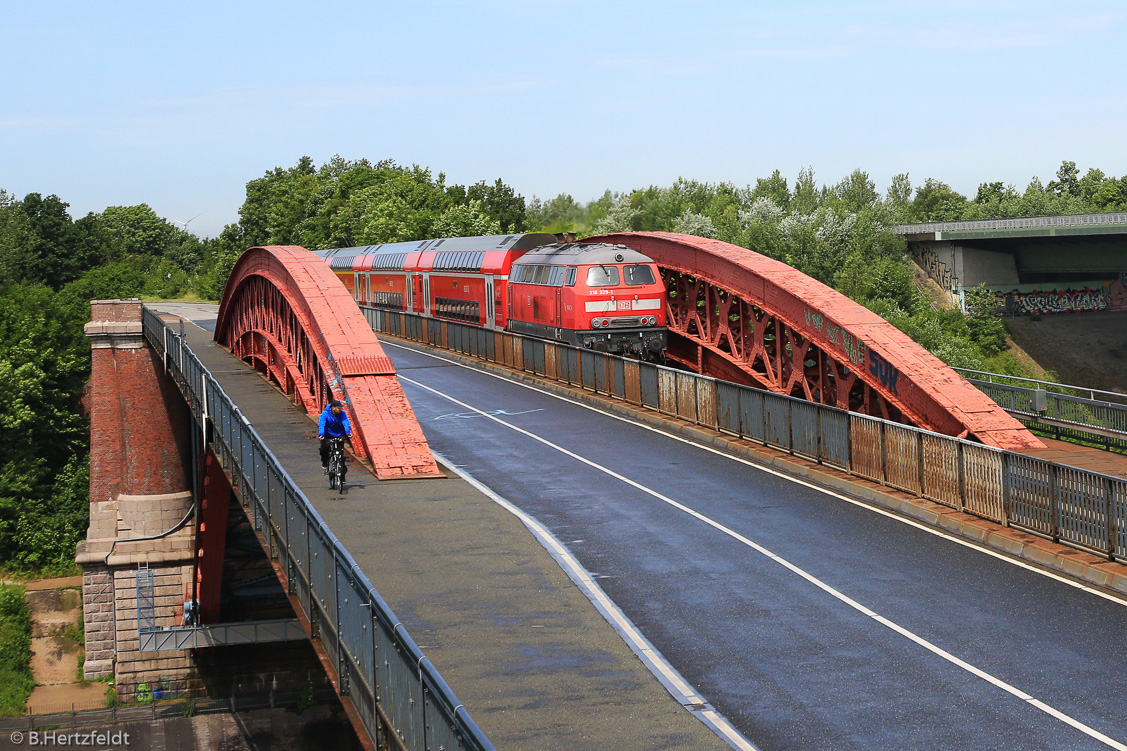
0 584 36 716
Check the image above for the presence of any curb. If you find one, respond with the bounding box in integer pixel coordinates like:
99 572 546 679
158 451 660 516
387 337 1127 601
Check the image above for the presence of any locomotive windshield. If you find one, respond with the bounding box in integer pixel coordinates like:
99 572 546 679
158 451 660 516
587 266 620 287
623 265 656 285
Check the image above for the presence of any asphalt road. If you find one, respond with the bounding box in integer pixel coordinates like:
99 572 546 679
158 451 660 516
384 341 1127 751
149 303 1127 750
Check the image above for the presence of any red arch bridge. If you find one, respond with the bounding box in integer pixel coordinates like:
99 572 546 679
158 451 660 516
214 233 1037 453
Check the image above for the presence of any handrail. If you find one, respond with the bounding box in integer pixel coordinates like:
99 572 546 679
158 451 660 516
141 307 494 751
361 305 1127 565
951 367 1127 403
894 212 1127 235
947 367 1127 450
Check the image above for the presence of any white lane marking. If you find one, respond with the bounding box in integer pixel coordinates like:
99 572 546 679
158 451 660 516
431 448 760 751
385 339 1127 609
400 373 1127 750
434 408 543 421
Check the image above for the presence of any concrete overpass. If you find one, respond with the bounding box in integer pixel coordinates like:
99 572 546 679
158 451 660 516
895 212 1127 314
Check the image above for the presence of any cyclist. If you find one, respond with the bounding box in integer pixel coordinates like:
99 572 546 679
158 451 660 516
319 399 352 470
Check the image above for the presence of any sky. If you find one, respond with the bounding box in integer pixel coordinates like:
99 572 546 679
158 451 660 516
2 1 1125 239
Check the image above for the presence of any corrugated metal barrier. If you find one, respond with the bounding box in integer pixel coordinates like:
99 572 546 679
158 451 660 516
142 308 494 751
362 308 1127 563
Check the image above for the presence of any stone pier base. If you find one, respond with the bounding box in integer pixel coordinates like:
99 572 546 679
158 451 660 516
76 490 203 699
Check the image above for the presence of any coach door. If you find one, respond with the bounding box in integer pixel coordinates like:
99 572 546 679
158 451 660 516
485 276 496 328
423 274 431 316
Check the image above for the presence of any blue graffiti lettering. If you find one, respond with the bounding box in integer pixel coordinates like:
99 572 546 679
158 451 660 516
868 350 900 397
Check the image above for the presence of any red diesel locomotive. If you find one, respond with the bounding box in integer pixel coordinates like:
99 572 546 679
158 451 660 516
315 233 668 357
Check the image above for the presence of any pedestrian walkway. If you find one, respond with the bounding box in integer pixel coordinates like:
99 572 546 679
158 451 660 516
1022 436 1127 478
172 315 732 751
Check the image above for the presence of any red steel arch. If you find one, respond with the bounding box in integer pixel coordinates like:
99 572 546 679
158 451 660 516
587 232 1042 451
215 245 441 478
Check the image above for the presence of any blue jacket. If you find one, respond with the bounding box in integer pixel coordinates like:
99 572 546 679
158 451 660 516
319 404 351 438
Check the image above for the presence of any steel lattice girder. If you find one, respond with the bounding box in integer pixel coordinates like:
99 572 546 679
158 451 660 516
586 232 1043 451
215 245 442 478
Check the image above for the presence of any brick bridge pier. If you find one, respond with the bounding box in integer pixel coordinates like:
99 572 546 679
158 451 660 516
75 299 201 700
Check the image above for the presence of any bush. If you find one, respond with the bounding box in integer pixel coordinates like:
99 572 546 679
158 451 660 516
0 585 34 716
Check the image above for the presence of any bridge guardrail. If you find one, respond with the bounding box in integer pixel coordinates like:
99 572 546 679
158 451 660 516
894 212 1127 235
363 306 1127 564
142 307 494 751
951 367 1127 451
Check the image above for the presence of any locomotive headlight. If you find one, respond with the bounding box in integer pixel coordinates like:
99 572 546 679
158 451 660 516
592 319 602 328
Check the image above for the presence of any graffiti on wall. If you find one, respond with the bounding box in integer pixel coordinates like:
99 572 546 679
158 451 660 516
912 245 959 293
990 280 1127 315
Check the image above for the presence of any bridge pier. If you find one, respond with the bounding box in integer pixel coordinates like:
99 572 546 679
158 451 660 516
75 299 202 700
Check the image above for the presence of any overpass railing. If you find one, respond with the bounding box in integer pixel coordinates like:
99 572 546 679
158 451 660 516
363 307 1127 564
952 367 1127 451
141 307 494 751
895 212 1127 235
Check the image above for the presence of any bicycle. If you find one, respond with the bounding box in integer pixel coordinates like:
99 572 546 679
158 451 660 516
326 436 347 492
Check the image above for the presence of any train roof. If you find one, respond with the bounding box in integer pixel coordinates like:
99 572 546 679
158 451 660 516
314 233 558 261
514 242 654 265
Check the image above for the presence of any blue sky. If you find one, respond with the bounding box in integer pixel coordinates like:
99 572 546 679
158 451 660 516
2 1 1124 238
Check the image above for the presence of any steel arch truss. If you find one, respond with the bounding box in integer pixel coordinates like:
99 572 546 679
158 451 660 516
587 232 1042 450
216 245 441 478
662 270 884 415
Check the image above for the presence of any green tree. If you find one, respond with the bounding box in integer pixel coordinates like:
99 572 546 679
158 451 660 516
910 179 967 222
1046 160 1080 197
97 204 176 259
752 170 790 209
238 156 321 246
964 283 1009 356
831 169 879 214
0 281 90 571
431 200 503 238
527 193 586 232
884 173 912 223
672 210 717 239
791 167 821 215
20 194 101 288
466 179 526 233
0 192 34 284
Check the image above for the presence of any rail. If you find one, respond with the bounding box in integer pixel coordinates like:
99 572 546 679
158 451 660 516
951 367 1127 451
141 307 494 751
894 212 1127 235
1 688 341 731
362 307 1127 563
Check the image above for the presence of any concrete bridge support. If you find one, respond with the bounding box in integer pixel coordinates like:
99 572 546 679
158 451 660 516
75 299 202 700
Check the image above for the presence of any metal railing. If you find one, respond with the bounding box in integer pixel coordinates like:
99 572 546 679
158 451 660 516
141 307 494 751
1 688 340 731
952 367 1127 450
363 307 1127 563
895 212 1127 235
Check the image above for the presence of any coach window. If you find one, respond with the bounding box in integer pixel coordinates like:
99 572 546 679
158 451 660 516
623 264 656 285
534 265 551 284
586 265 620 287
565 267 577 286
